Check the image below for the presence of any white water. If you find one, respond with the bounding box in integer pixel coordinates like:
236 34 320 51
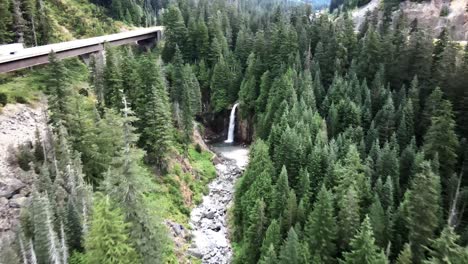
224 103 239 143
189 144 249 263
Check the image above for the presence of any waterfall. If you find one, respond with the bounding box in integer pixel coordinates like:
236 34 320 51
224 103 239 143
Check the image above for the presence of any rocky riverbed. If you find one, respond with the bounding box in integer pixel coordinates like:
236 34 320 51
188 144 248 264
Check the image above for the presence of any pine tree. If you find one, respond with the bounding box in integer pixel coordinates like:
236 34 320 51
272 166 290 219
238 53 258 117
260 219 281 259
396 244 413 264
31 191 61 264
139 59 173 167
65 199 83 253
45 52 71 127
281 189 298 234
337 185 361 251
162 4 188 62
341 216 388 264
103 47 123 109
304 185 337 263
0 0 13 44
84 194 139 264
423 100 459 181
102 99 169 263
210 56 231 112
279 228 303 264
243 199 267 264
424 226 468 264
406 161 442 262
259 244 278 264
368 194 386 248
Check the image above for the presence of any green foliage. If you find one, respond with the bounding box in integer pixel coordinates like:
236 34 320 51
341 216 388 264
304 185 337 262
84 194 139 264
423 100 459 180
406 162 442 262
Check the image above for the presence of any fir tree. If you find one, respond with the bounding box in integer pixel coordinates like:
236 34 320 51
341 216 388 264
271 166 290 219
423 100 459 181
243 199 267 264
279 228 303 264
396 244 413 264
45 52 71 127
84 194 139 264
424 226 468 264
406 162 442 262
162 4 188 62
304 185 337 263
260 219 281 259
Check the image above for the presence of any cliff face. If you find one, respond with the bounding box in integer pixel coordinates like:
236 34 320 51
352 0 468 40
401 0 468 40
0 103 47 258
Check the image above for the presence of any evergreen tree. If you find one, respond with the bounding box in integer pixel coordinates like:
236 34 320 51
210 56 231 112
337 185 361 251
396 244 413 264
341 216 388 264
243 199 267 264
272 166 290 219
0 0 13 43
259 244 278 264
304 185 337 262
260 219 281 259
368 194 386 248
45 52 71 127
139 59 173 167
406 162 442 262
423 100 459 181
162 4 188 62
103 47 123 109
84 194 139 264
279 228 303 264
424 226 468 264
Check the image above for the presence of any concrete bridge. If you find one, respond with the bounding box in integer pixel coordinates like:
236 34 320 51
0 26 163 73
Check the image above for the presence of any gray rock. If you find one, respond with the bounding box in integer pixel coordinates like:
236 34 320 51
9 196 28 208
0 178 25 198
204 210 215 219
187 248 203 259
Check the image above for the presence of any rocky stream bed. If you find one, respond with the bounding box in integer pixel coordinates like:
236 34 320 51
188 144 248 264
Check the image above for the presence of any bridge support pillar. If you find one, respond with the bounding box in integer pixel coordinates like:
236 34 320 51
137 37 158 52
79 46 105 66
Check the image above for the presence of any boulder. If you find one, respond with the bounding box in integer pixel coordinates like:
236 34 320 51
0 177 25 198
187 248 203 259
9 196 28 208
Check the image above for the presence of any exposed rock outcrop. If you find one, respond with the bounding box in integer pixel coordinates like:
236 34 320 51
401 0 468 40
353 0 468 40
0 103 47 255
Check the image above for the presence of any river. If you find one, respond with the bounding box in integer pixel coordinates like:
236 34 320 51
188 143 249 263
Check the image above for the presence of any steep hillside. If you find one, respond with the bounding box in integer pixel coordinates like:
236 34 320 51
352 0 468 40
401 0 468 40
0 0 151 46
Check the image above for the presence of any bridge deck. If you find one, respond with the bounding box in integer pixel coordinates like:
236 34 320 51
0 26 163 73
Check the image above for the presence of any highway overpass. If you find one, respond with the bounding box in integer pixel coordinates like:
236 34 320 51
0 26 164 73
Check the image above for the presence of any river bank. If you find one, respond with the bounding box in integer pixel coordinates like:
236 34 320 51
188 143 248 264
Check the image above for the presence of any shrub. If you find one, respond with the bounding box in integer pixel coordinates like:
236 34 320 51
14 96 28 104
195 143 202 153
16 143 35 171
440 6 450 17
0 93 7 106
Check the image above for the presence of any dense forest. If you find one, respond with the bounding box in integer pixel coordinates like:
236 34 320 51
1 0 468 263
